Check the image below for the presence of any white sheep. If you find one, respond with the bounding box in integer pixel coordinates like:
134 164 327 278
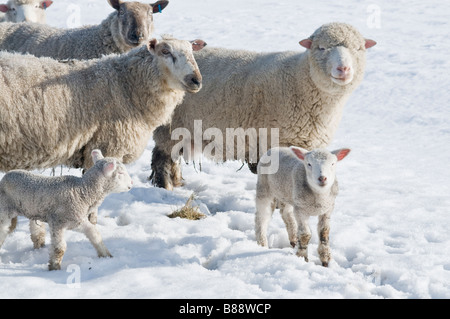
0 150 133 271
0 35 206 173
150 22 376 190
0 0 169 59
0 0 52 23
255 146 350 267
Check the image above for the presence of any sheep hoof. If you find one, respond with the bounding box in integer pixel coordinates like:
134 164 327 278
48 263 61 271
322 261 329 267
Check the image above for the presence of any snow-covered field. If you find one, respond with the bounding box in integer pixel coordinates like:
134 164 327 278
1 0 449 299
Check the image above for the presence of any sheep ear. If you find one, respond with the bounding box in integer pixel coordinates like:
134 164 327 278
103 161 117 176
91 149 104 164
108 0 122 11
40 1 53 9
365 39 377 49
299 39 312 49
148 38 157 51
290 146 309 161
151 0 169 14
332 148 351 161
191 39 207 52
0 5 9 13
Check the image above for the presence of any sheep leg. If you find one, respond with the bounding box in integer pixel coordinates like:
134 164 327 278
318 214 331 267
48 226 67 271
79 220 112 258
255 197 275 247
0 217 13 248
8 217 17 233
279 203 298 247
30 220 46 249
295 212 311 262
150 146 178 190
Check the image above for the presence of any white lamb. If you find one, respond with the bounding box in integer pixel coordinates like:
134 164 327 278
0 150 133 271
255 146 350 267
0 0 53 24
0 0 169 59
150 22 376 190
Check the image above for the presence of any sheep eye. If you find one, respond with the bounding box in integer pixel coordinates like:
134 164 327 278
319 47 326 51
161 49 171 55
119 8 125 16
307 163 312 167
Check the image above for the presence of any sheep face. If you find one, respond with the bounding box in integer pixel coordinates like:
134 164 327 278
0 0 53 23
300 23 376 94
108 0 168 48
290 147 350 193
149 37 206 93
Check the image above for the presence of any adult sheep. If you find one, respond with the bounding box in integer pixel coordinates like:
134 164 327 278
0 0 169 59
0 0 53 24
0 36 206 173
150 22 376 190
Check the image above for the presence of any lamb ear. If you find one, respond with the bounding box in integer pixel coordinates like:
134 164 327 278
332 148 351 161
103 161 117 176
0 5 9 13
108 0 122 11
191 39 207 51
91 149 104 164
151 0 169 13
299 39 312 49
290 146 309 161
365 39 377 49
40 1 53 9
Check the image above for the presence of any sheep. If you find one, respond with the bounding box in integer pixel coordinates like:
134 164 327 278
0 0 53 23
0 0 169 59
0 35 206 173
254 146 350 267
0 149 133 271
149 22 376 190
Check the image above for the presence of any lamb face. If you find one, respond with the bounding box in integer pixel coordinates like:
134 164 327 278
149 37 206 93
0 0 53 23
109 0 168 48
300 22 376 93
290 147 351 193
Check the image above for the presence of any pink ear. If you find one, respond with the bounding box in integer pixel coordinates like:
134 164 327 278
40 1 53 9
299 39 312 49
91 149 104 163
365 39 377 49
149 38 157 50
0 4 9 13
151 0 169 14
191 39 207 52
103 162 116 176
290 146 308 161
332 148 351 161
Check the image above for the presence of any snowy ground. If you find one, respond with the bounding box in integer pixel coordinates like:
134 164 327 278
0 0 449 299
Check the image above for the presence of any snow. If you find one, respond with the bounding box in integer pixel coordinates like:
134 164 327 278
1 0 450 299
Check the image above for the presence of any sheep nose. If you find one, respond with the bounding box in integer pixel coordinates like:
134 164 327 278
184 74 203 92
336 66 351 74
318 176 327 182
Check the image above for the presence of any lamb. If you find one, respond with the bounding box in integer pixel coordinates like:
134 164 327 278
254 146 350 267
0 150 133 271
0 35 206 173
0 0 169 59
0 0 53 24
150 22 376 190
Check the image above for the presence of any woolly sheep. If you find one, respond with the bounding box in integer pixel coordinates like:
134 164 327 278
0 0 52 24
0 0 169 59
0 36 206 174
150 22 376 190
0 150 133 271
255 146 350 267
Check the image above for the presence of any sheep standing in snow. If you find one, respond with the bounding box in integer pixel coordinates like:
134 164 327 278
0 0 53 23
255 147 350 267
150 22 376 190
0 150 133 271
0 35 205 172
0 0 169 59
